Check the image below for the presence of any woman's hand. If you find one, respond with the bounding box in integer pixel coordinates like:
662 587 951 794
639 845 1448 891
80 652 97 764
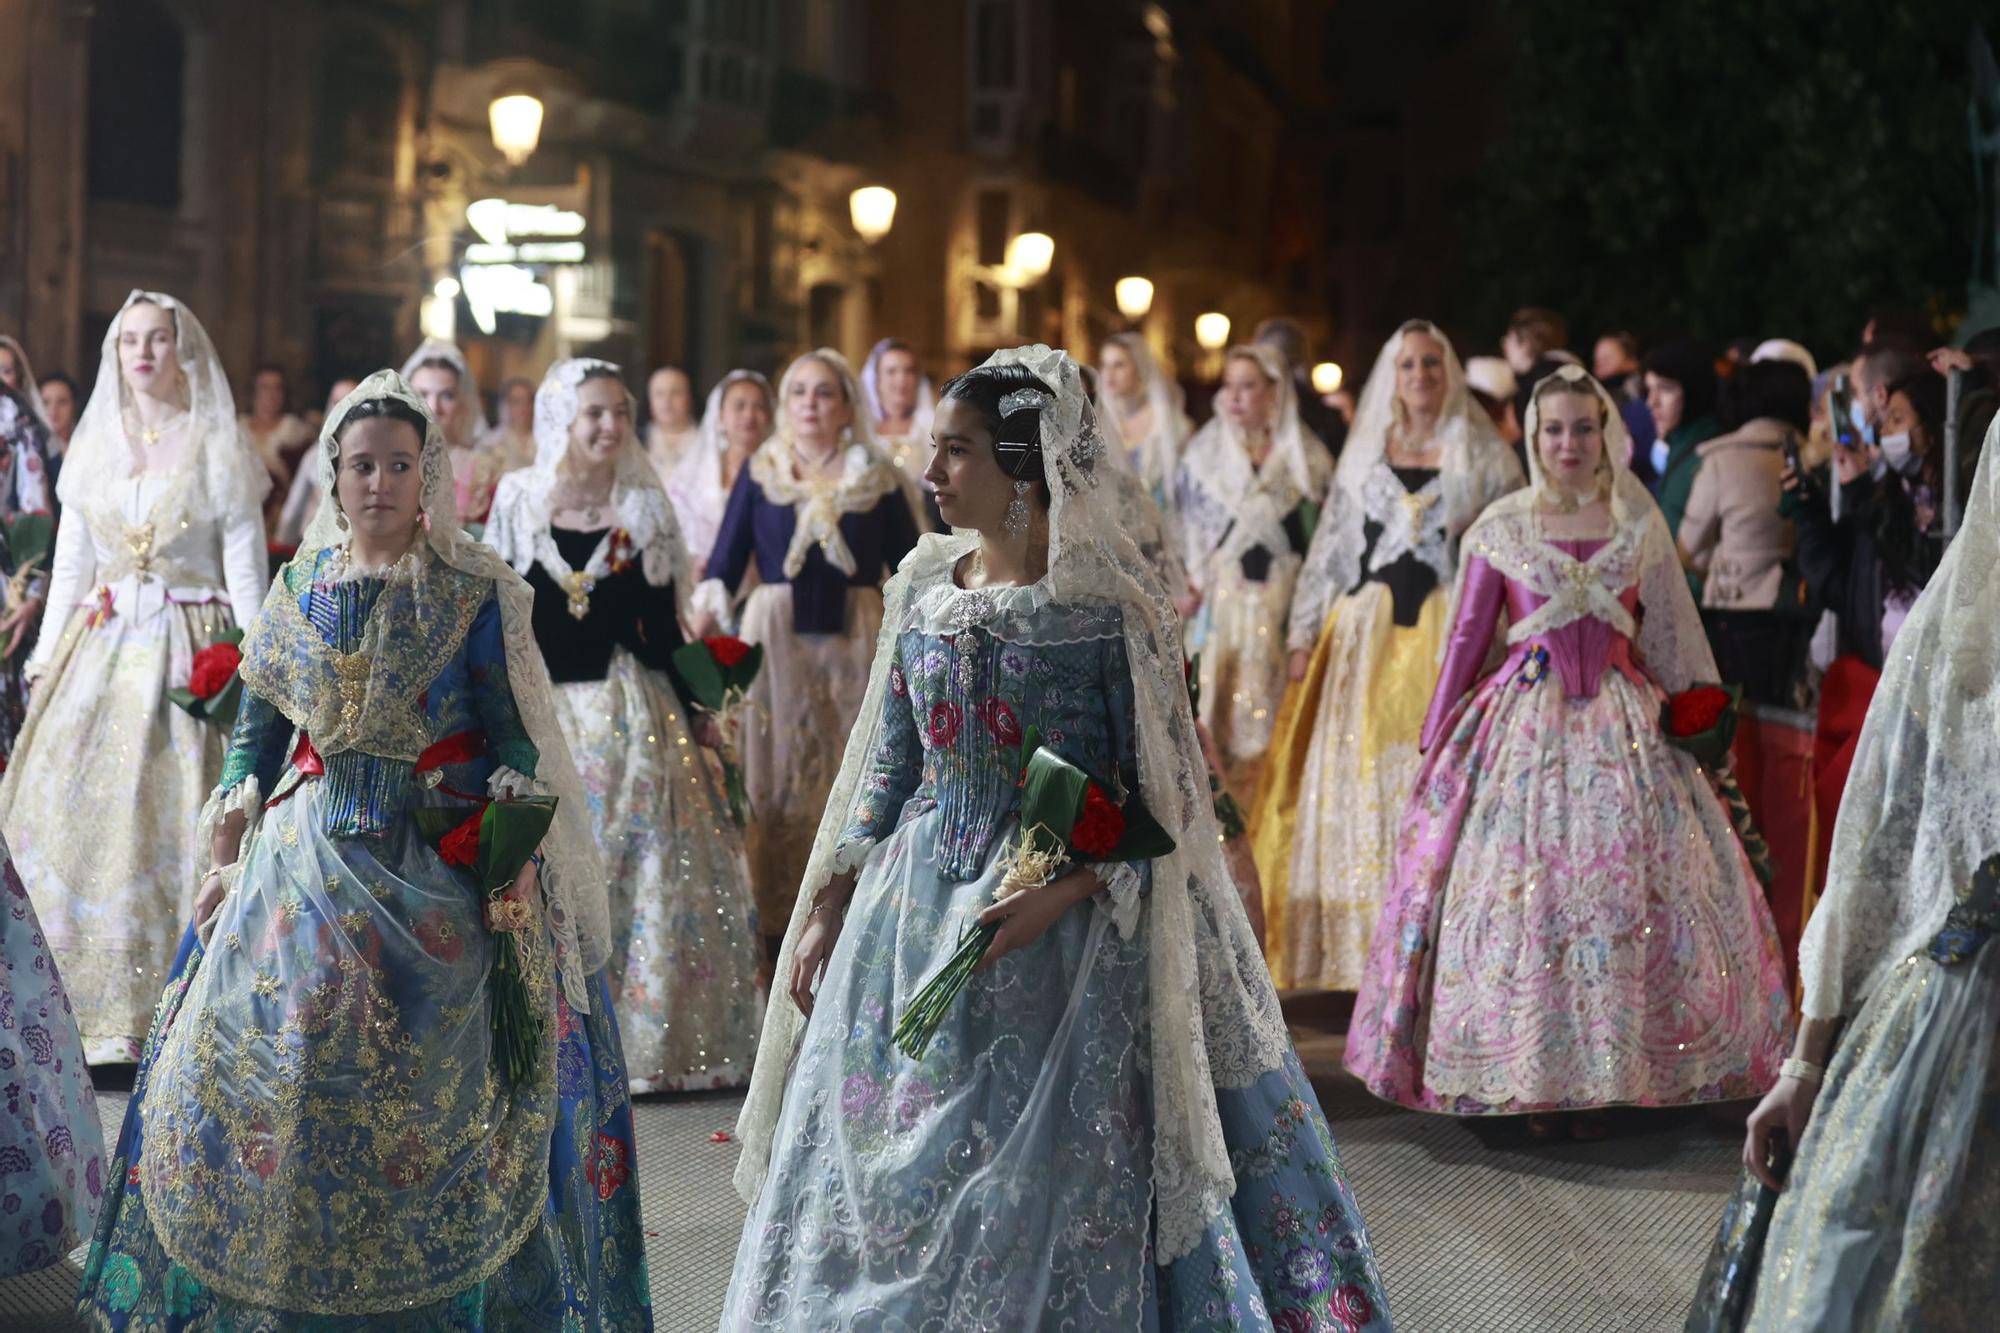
0 595 42 658
1780 459 1801 494
788 869 857 1016
1173 587 1202 622
194 868 228 944
1929 346 1973 376
688 610 719 641
974 869 1097 972
1288 648 1310 682
1743 1076 1819 1190
1832 439 1872 487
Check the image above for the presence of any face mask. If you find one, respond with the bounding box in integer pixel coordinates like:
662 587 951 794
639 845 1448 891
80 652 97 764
1878 430 1921 475
1848 395 1876 446
1649 439 1671 476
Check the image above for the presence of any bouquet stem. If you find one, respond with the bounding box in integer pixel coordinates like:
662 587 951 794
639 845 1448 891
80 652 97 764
489 927 543 1088
891 920 999 1060
1713 764 1775 886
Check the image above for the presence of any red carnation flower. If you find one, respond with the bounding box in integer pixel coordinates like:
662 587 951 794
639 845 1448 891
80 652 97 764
1069 782 1125 857
926 701 962 749
189 642 243 700
975 697 1022 747
1330 1283 1375 1330
438 809 483 867
1667 685 1732 738
704 635 751 669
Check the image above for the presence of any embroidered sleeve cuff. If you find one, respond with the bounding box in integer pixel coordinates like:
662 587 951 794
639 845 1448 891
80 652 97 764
487 766 541 800
828 836 878 877
1095 861 1145 938
690 577 734 631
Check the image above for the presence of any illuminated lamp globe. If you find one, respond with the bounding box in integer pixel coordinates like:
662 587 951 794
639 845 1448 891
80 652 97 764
850 186 898 244
1194 312 1232 352
1005 232 1055 284
1311 361 1344 395
1114 277 1155 321
489 94 545 167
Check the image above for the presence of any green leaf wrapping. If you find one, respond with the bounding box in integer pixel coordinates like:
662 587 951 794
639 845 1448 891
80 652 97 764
669 639 765 712
7 512 53 575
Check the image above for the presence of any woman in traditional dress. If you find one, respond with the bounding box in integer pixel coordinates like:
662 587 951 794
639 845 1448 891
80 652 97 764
643 366 701 481
1177 343 1333 794
859 336 939 530
725 346 1390 1330
1682 415 2000 1333
667 369 773 632
0 371 56 756
1345 365 1791 1137
481 375 540 473
695 348 918 951
401 338 497 525
77 370 651 1331
487 357 762 1095
1097 330 1190 512
1253 321 1522 990
0 291 268 1064
0 827 104 1278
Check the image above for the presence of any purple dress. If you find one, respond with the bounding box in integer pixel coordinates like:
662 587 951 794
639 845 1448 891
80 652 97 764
1346 538 1791 1114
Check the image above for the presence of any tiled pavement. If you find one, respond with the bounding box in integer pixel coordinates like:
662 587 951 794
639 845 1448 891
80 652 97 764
0 995 1742 1332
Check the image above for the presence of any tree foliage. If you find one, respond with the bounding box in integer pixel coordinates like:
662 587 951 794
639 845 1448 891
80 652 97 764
1449 0 1980 358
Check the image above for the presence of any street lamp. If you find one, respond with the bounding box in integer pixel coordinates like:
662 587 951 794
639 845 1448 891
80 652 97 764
1114 276 1155 321
1005 231 1055 284
1311 361 1344 395
1194 312 1231 352
850 186 898 244
489 93 545 166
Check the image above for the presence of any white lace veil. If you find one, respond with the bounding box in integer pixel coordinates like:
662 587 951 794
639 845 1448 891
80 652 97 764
1096 331 1189 497
670 369 773 560
303 369 609 1011
1178 343 1331 577
1797 412 2000 1020
859 337 934 438
0 335 54 439
1448 364 1717 695
398 337 490 448
58 290 270 521
484 357 692 618
733 344 1293 1261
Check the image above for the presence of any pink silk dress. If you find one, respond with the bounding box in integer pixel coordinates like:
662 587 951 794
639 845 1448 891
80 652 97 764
1345 538 1791 1114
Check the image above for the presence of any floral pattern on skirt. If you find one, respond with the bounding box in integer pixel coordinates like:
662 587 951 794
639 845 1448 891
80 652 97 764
558 651 763 1093
77 928 653 1331
0 835 104 1277
1346 665 1791 1113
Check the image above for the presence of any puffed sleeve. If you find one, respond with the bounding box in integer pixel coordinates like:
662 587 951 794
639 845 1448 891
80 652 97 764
464 592 541 784
1419 553 1506 753
832 631 924 868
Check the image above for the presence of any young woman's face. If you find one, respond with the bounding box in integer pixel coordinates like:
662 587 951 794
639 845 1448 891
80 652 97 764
1218 355 1277 434
408 365 462 442
925 396 1028 535
504 381 534 430
1880 388 1931 457
1099 342 1139 400
1394 330 1447 420
648 368 693 430
1535 389 1606 493
334 415 425 542
118 301 182 399
567 376 631 469
0 346 18 391
785 357 853 446
252 369 286 419
720 380 772 451
1644 372 1686 436
876 349 921 417
39 378 76 436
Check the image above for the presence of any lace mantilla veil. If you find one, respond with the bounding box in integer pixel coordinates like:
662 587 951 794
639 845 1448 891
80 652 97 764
58 289 270 521
0 334 56 440
295 369 609 1011
1797 411 2000 1020
1096 331 1189 498
1290 320 1522 649
484 357 695 623
860 337 935 438
732 344 1293 1261
399 336 491 447
1442 364 1718 698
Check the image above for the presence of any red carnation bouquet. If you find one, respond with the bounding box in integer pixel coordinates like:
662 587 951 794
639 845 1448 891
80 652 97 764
1660 683 1774 884
893 728 1175 1059
167 628 247 729
413 795 560 1088
669 634 764 826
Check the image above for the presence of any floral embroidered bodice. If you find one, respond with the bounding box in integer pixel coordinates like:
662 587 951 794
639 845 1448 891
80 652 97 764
225 547 536 835
838 580 1139 881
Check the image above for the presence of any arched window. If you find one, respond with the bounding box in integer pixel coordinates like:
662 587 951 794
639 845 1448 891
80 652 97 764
86 0 185 208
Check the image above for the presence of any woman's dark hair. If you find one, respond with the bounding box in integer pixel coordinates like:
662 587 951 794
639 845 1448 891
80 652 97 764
1641 337 1717 421
335 395 430 444
38 370 79 398
1723 360 1811 433
412 355 461 381
580 365 623 388
1871 367 1950 594
938 364 1054 487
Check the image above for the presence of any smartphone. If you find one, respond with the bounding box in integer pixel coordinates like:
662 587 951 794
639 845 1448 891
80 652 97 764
1827 373 1859 453
1782 429 1802 477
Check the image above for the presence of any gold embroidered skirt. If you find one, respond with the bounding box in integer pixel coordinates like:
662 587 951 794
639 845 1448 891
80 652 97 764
1252 582 1445 990
737 583 885 936
0 596 232 1062
1191 565 1297 797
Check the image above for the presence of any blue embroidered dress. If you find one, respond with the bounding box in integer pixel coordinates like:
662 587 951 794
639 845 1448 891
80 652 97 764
723 574 1390 1331
77 546 651 1331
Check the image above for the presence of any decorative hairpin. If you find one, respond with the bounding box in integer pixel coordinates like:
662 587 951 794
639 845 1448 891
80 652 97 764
999 387 1051 419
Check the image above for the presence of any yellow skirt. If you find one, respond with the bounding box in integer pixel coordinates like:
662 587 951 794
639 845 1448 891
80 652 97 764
1251 583 1446 990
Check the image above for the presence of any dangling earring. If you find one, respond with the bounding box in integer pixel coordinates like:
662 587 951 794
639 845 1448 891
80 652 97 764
334 507 350 532
1003 479 1032 536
